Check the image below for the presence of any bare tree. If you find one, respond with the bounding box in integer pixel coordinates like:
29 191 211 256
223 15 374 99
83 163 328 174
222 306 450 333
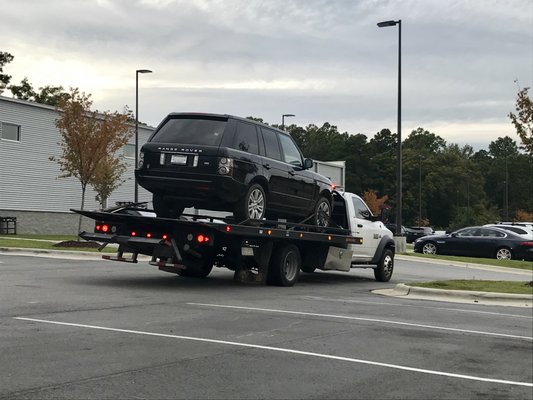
50 88 133 233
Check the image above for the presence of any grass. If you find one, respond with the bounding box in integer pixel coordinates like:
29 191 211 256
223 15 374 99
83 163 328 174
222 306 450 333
411 280 533 295
0 234 77 241
405 252 533 271
0 237 116 253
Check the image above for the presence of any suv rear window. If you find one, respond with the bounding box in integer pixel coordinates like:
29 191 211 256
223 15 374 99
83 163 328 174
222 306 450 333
151 117 227 146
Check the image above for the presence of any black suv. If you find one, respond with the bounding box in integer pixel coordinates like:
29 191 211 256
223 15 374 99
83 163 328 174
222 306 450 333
135 113 333 225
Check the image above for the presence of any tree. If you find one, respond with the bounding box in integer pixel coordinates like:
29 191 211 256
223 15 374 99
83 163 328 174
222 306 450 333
10 77 70 106
50 88 133 233
362 189 388 215
91 155 128 209
0 51 14 94
9 77 36 100
509 87 533 155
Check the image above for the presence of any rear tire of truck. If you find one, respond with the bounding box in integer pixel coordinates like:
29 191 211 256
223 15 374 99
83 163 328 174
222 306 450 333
178 260 214 278
374 248 394 282
153 195 185 219
267 244 301 287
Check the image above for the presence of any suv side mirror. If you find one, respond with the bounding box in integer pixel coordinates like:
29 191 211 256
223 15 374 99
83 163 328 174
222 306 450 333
303 158 313 169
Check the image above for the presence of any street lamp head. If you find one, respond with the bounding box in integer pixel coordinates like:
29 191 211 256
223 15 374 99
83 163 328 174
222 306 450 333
136 69 153 74
282 114 295 118
377 20 399 27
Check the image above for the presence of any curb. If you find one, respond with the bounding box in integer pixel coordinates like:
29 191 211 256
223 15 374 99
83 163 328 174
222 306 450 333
374 283 533 308
0 246 152 261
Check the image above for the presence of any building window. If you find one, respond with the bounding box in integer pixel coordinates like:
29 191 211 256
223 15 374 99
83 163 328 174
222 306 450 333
1 122 21 141
124 143 135 158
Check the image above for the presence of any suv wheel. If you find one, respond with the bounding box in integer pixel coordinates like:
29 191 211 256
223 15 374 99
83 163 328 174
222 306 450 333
153 195 185 219
314 196 331 227
234 183 266 222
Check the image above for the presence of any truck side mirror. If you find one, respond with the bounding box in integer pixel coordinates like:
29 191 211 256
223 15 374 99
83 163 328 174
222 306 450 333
380 207 391 222
303 158 313 169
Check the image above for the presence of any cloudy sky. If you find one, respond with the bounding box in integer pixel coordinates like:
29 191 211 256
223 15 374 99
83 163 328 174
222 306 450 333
2 0 532 149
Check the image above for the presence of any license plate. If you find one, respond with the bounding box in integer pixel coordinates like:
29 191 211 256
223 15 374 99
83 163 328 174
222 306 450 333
170 154 188 165
241 247 254 256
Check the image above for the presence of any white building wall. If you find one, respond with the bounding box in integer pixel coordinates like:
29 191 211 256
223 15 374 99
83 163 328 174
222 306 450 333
0 96 155 233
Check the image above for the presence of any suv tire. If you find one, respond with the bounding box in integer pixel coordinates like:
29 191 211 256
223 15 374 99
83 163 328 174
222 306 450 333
234 183 266 222
153 195 185 219
314 196 331 227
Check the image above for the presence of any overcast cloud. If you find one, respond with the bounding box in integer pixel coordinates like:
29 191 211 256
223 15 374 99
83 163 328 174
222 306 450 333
2 0 532 149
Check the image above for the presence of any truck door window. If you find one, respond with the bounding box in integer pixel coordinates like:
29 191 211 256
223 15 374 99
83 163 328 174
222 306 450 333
351 197 371 219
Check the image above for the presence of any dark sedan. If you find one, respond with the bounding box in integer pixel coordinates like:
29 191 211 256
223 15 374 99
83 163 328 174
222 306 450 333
413 226 533 260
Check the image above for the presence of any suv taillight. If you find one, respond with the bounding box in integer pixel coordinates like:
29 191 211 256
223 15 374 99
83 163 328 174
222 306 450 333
218 157 234 175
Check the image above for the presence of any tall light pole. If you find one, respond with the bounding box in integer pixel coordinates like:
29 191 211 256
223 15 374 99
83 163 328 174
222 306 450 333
281 114 295 131
377 19 402 237
135 69 152 203
418 155 423 226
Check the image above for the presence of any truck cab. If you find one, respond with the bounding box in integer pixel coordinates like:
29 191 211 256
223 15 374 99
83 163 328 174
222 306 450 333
331 191 394 265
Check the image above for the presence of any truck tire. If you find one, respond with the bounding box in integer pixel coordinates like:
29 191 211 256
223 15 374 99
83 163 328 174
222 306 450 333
374 248 394 282
234 183 266 222
153 195 185 219
267 243 301 286
178 260 214 278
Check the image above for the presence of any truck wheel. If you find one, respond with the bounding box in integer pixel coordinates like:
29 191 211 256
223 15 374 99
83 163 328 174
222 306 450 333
313 196 331 227
234 183 266 222
267 244 301 286
153 195 184 219
178 260 213 278
374 248 394 282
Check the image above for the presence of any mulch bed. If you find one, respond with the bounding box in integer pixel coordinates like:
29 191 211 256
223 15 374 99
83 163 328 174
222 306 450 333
53 240 101 248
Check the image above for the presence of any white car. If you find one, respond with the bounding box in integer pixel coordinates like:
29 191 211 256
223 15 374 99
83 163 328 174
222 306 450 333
483 224 533 240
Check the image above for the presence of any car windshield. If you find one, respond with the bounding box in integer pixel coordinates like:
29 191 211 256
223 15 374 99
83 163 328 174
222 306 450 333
151 117 227 146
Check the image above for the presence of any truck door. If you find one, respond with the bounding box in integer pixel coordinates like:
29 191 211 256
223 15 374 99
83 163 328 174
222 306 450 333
348 195 383 263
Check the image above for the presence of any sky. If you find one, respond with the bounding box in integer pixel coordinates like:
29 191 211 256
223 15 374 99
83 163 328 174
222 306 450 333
1 0 532 150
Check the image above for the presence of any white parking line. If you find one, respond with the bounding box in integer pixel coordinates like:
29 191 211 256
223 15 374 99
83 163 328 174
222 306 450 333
188 303 533 341
303 296 533 319
14 317 532 388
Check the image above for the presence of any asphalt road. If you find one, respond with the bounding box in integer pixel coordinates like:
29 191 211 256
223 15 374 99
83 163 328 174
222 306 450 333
1 253 532 399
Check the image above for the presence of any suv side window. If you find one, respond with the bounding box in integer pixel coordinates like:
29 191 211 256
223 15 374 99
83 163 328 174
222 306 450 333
233 121 259 154
261 128 282 161
278 133 303 167
352 197 371 219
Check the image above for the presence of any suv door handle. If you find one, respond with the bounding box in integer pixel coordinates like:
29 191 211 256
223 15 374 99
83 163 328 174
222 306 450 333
289 170 295 176
263 163 271 170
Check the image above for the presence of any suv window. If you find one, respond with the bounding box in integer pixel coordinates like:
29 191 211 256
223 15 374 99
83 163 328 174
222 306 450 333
261 128 282 161
457 228 478 237
352 197 371 219
151 117 227 146
278 133 303 166
233 121 259 154
479 228 505 237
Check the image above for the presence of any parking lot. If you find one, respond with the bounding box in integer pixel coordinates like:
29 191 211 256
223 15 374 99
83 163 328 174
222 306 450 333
1 253 532 399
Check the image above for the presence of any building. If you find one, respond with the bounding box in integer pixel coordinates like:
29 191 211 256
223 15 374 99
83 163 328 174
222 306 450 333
0 95 155 234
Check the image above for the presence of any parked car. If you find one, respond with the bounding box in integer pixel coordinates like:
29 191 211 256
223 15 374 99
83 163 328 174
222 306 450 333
135 113 333 225
385 224 407 236
483 224 533 240
405 226 434 243
413 226 533 260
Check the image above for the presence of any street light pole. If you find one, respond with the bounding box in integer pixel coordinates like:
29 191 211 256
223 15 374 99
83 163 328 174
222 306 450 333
281 114 295 131
377 19 402 237
418 155 423 226
135 69 152 203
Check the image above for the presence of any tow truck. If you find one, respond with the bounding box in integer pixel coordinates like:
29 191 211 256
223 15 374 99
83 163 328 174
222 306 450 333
75 191 395 286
